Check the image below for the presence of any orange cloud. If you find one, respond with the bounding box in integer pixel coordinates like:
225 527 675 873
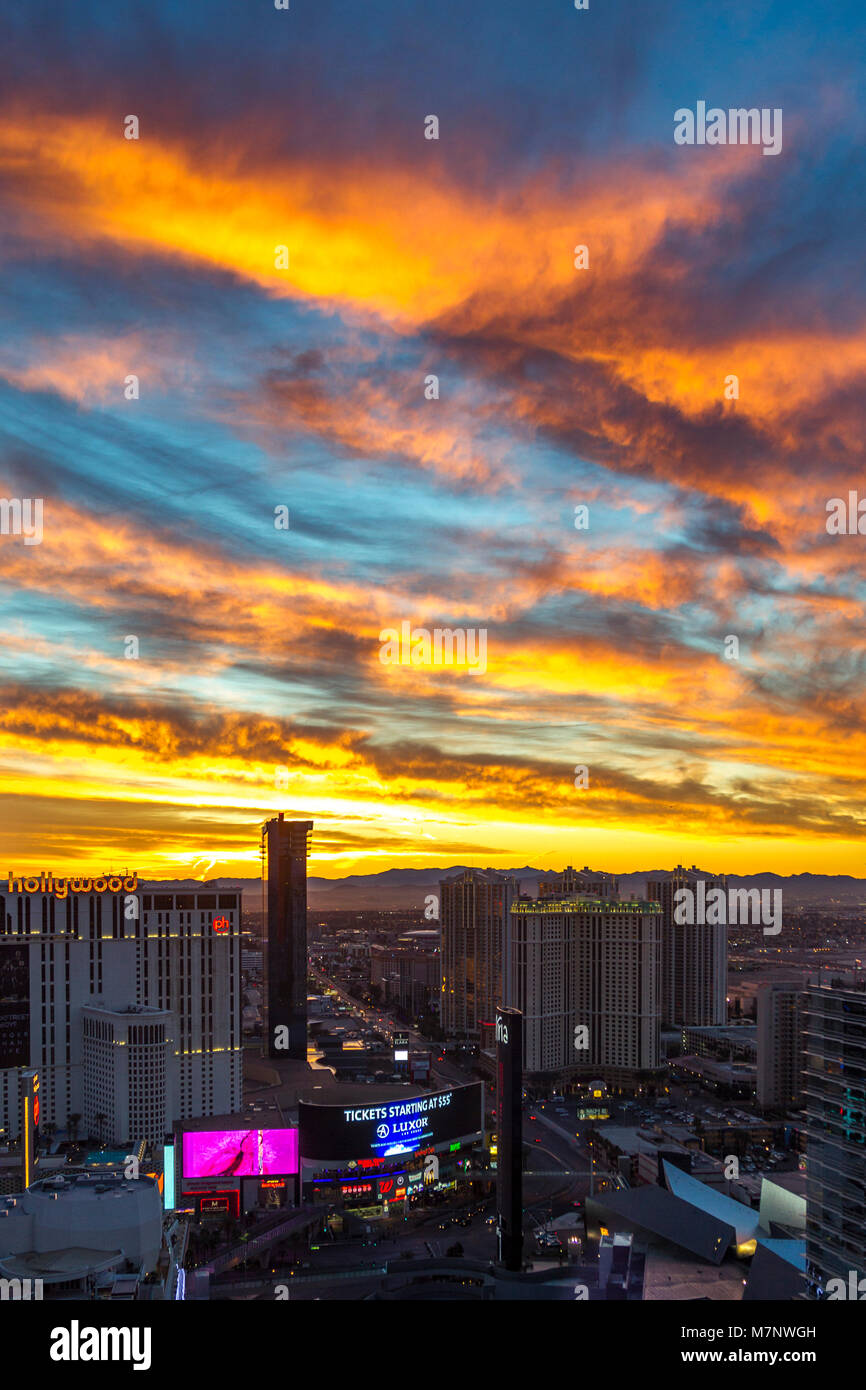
0 113 733 323
0 330 188 405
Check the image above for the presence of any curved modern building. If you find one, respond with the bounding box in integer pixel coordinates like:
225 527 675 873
0 1172 163 1296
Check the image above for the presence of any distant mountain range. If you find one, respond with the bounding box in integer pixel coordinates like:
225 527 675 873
141 868 866 911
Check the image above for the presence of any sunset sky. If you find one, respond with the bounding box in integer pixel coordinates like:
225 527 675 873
1 0 865 881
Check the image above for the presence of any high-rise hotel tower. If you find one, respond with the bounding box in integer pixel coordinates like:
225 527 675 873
508 894 663 1085
440 869 518 1041
0 877 241 1146
646 865 728 1027
262 815 313 1060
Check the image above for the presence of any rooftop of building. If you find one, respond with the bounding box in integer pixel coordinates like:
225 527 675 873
682 1022 757 1036
539 866 618 881
0 1248 125 1282
595 1125 678 1155
642 1247 748 1301
596 1121 706 1153
646 865 723 881
699 1113 774 1130
188 1055 431 1122
511 896 662 913
743 1243 806 1299
439 867 518 884
82 1002 170 1017
371 936 439 951
669 1055 756 1079
298 1080 426 1108
762 1170 807 1198
82 1149 142 1167
19 1174 158 1199
586 1186 735 1264
0 1177 157 1215
663 1159 760 1245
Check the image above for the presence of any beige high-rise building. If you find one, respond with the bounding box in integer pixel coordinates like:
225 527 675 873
440 869 518 1039
757 981 805 1109
538 866 619 900
646 866 727 1027
507 895 663 1085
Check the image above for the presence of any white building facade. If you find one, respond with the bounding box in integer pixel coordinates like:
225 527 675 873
0 883 242 1145
508 896 663 1084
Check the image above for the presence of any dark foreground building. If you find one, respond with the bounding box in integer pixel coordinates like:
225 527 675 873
263 815 313 1059
803 985 866 1295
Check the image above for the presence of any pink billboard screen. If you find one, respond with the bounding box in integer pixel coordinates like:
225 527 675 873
182 1128 299 1178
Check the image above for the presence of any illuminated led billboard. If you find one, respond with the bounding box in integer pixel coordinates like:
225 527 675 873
182 1128 299 1178
299 1082 483 1161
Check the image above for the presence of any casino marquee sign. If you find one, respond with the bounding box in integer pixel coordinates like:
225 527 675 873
299 1081 483 1161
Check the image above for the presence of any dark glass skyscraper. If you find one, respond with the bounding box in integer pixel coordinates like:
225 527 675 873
803 986 866 1294
262 815 313 1060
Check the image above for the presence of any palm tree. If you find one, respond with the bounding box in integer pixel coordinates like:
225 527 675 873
68 1113 82 1143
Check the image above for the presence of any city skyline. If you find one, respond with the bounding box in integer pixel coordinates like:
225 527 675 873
2 1 865 881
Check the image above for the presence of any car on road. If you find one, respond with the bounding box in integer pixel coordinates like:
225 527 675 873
536 1234 564 1254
